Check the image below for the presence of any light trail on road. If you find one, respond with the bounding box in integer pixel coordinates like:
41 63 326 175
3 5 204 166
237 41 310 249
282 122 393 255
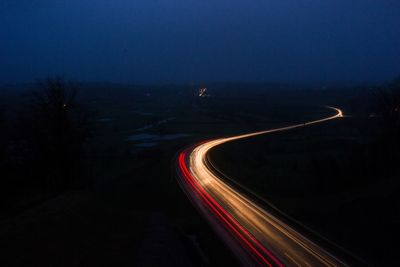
176 107 347 266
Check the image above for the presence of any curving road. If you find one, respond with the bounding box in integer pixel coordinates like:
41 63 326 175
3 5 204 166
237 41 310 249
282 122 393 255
176 107 347 266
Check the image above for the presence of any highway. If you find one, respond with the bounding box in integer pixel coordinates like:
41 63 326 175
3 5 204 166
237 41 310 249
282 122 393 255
176 107 347 266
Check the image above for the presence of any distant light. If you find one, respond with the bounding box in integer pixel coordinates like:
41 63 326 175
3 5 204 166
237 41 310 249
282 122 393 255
198 87 207 97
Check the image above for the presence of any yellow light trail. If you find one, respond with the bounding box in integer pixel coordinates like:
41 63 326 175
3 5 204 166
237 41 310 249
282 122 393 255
177 107 346 266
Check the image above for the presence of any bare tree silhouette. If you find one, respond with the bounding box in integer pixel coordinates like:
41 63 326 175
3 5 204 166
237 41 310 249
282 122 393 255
29 77 92 192
375 79 400 134
372 77 400 176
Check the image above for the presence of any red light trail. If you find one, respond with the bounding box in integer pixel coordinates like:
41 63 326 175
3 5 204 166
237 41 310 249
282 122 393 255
176 107 347 266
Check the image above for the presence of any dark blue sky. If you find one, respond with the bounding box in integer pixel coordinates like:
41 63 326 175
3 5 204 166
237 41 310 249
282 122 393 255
1 0 399 84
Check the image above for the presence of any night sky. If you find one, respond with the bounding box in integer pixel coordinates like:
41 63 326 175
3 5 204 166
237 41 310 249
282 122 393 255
1 0 400 84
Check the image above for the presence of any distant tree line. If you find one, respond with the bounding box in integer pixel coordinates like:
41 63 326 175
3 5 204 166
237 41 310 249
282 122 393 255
0 77 93 216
